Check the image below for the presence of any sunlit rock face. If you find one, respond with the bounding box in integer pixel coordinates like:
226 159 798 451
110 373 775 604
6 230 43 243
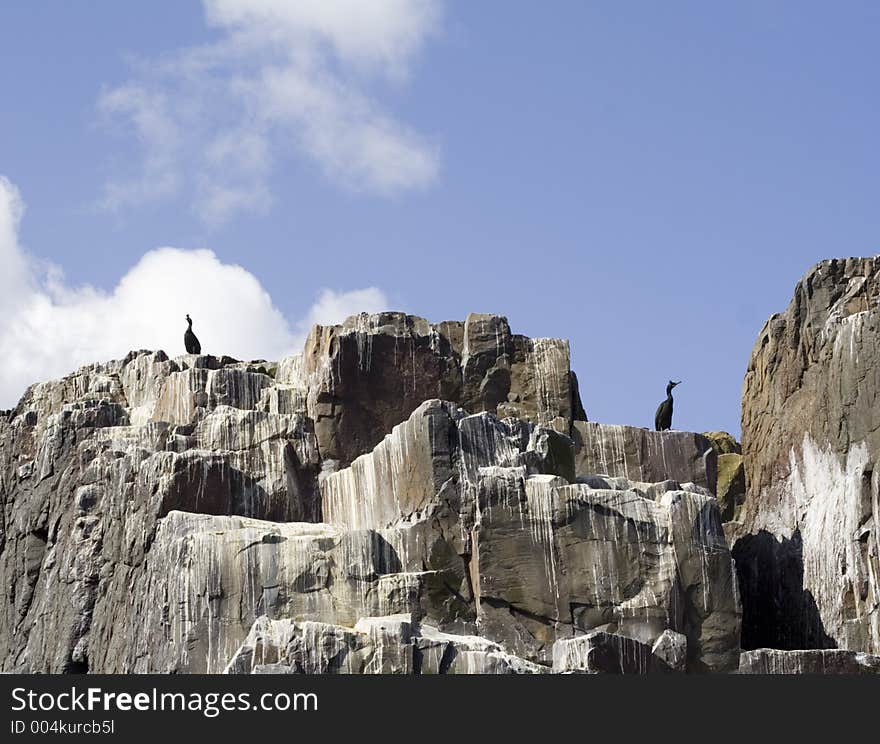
0 312 741 673
552 631 676 674
224 614 546 675
572 422 717 492
737 257 880 655
319 402 740 673
91 513 428 673
0 350 321 672
738 648 880 675
702 431 745 523
473 475 739 671
298 312 585 466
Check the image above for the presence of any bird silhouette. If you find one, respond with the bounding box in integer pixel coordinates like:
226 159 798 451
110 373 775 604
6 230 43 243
184 314 201 355
654 380 681 431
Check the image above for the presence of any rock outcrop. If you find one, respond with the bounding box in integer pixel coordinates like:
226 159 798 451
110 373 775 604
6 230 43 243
736 258 880 654
0 312 742 674
738 648 880 675
321 401 739 671
572 422 717 492
702 431 745 523
551 630 677 674
292 312 584 467
224 614 546 675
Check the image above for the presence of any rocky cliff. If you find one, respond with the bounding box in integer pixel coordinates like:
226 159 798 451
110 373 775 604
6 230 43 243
0 311 742 674
736 257 880 655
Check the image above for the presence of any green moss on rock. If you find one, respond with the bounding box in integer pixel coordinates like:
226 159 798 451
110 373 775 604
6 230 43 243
701 432 745 521
716 453 745 522
702 431 742 455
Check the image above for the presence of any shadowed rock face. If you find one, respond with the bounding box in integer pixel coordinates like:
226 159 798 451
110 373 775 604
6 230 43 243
0 312 742 674
732 530 836 650
737 257 880 654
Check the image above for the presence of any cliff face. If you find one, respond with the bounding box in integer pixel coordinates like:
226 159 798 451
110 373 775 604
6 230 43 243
0 311 739 674
295 312 580 468
737 258 880 654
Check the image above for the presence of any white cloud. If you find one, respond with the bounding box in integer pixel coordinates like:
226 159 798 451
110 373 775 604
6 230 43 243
0 176 30 313
294 287 389 343
96 85 182 210
98 0 442 224
0 176 390 408
204 0 440 77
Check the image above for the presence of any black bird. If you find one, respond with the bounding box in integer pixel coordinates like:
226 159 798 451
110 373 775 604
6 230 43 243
184 314 201 355
654 380 681 431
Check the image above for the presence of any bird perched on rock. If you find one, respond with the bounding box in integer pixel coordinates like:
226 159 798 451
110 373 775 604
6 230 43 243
184 314 201 355
654 380 681 431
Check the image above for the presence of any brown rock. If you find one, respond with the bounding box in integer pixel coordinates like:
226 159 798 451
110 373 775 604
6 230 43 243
737 257 880 654
572 421 717 493
738 648 880 674
300 312 582 466
702 431 742 455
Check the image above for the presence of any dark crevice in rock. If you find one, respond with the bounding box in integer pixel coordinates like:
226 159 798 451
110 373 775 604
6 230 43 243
63 657 88 675
732 529 836 650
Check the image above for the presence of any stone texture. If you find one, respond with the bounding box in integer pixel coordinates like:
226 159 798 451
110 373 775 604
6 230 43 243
320 404 741 672
702 431 745 523
298 312 585 466
225 615 413 675
87 512 430 673
572 421 717 493
736 257 880 654
474 474 739 671
415 624 546 674
0 353 326 672
552 631 674 674
0 312 743 674
738 648 880 675
702 431 742 456
716 453 745 523
224 615 545 675
651 629 688 672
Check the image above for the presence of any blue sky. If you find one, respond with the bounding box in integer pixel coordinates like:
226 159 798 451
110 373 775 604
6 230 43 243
1 1 878 435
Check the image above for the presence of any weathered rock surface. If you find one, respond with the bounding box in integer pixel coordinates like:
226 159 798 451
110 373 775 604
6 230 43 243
572 422 717 492
321 402 740 672
738 648 880 675
715 454 745 523
702 431 741 456
703 431 745 523
88 512 433 673
552 631 674 674
294 312 585 466
0 311 743 674
651 628 689 671
736 258 880 654
224 614 546 674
